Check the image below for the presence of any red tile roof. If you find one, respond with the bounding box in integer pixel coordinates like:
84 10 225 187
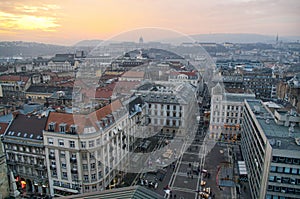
94 83 116 99
0 75 30 83
45 100 123 134
170 71 198 77
57 81 74 87
0 122 8 135
93 100 122 121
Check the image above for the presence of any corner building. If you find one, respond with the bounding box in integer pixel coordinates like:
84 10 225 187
210 83 255 141
43 99 144 197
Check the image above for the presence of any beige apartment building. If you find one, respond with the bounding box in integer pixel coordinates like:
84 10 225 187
43 98 145 197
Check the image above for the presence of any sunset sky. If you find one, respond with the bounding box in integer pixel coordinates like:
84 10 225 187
0 0 299 45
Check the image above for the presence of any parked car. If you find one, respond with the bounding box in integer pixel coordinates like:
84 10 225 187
157 168 167 181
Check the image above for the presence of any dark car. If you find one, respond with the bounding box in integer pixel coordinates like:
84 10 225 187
157 168 167 181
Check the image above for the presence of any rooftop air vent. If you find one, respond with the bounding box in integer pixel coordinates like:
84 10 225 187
265 119 270 124
253 106 260 114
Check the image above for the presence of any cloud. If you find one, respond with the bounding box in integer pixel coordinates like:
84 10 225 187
0 1 61 32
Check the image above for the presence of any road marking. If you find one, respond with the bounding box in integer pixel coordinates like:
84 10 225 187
172 186 197 193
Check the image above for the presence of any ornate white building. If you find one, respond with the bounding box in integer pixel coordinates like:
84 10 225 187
43 98 144 197
209 83 255 142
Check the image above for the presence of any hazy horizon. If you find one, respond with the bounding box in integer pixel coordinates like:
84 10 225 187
1 32 300 46
0 0 299 45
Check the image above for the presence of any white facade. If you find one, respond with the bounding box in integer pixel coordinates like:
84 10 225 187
43 100 142 197
209 83 255 141
48 60 78 72
168 71 199 87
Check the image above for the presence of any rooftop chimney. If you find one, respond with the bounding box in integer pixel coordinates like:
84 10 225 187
12 111 20 119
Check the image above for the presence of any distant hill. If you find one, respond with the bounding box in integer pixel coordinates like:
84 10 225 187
191 33 276 43
1 34 299 57
0 41 71 57
74 40 103 47
160 33 300 44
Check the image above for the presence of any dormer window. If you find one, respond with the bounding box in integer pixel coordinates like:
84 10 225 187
102 118 108 127
59 123 67 133
70 125 78 134
48 122 56 132
107 114 113 124
96 121 103 130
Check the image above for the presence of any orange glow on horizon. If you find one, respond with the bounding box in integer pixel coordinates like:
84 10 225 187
0 0 299 45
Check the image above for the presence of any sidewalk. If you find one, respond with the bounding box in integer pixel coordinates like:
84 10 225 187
201 144 233 199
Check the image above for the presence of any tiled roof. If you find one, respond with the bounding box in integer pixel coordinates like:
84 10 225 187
100 74 122 81
0 122 8 135
26 85 73 94
170 71 198 78
93 100 122 121
0 75 30 83
51 75 73 83
5 114 47 140
46 112 79 132
178 71 198 77
94 83 116 99
56 81 74 87
121 71 145 78
45 100 122 134
50 54 75 64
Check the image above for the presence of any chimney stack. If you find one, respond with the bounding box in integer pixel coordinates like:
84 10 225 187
12 111 20 119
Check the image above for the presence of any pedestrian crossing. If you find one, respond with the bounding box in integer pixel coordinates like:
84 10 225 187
172 186 196 193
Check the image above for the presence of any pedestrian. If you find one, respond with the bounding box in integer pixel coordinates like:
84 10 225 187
191 175 193 179
174 194 176 198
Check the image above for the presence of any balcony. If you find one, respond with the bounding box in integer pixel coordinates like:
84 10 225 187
35 164 46 170
49 154 55 160
71 167 78 174
6 160 16 165
50 165 56 170
70 157 77 163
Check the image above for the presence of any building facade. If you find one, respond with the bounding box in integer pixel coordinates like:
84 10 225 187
0 75 31 99
241 68 277 99
3 113 49 197
277 73 300 113
43 99 143 197
242 99 300 199
137 82 197 138
0 122 9 199
168 71 200 87
209 83 255 141
48 54 79 72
